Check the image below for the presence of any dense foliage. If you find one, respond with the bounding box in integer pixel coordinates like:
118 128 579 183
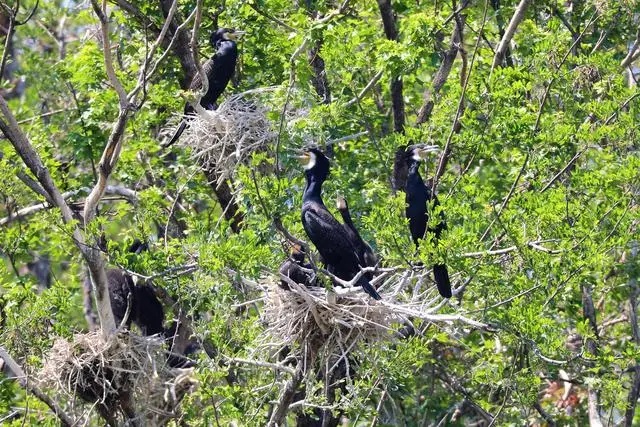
0 0 639 425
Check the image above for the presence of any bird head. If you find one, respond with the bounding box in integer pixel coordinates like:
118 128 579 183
297 148 330 181
210 28 245 46
406 144 440 163
290 244 306 263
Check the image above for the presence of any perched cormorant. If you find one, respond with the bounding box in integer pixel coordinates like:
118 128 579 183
336 195 378 277
165 28 245 148
278 245 317 290
404 144 452 298
103 270 165 335
299 149 381 300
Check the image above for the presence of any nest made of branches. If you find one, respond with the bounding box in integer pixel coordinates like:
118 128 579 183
38 331 196 425
180 88 277 186
261 268 485 364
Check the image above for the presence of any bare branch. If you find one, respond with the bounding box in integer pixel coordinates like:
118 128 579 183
190 0 207 103
267 358 305 426
90 0 128 108
224 356 296 375
0 94 117 334
416 11 465 125
491 0 531 72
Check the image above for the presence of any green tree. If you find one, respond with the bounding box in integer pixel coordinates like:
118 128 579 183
0 0 639 425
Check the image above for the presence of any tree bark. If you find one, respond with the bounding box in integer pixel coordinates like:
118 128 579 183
377 0 405 133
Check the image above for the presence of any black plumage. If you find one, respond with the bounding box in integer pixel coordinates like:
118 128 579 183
105 270 165 335
299 149 381 300
165 28 244 148
336 195 378 276
278 245 316 290
404 144 451 298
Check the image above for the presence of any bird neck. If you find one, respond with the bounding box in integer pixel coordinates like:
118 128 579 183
407 161 423 184
217 40 237 54
303 172 325 203
339 206 354 226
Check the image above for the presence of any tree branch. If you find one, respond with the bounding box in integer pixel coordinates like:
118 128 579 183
491 0 531 72
0 346 76 427
91 0 128 108
377 0 404 133
416 9 465 125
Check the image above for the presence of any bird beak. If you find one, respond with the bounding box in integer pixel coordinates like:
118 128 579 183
415 145 440 160
336 195 347 210
296 152 311 166
227 31 246 41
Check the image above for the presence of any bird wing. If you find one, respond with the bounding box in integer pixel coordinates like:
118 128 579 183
188 58 215 91
302 203 360 268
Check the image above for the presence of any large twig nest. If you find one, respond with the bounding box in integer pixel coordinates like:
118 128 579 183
261 268 486 361
180 88 277 186
38 331 196 425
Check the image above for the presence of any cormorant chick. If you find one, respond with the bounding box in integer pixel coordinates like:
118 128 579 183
404 144 451 298
336 195 378 277
165 28 245 148
298 149 381 300
278 245 316 290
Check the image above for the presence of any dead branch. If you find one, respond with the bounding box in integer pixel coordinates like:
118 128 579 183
0 186 138 226
491 0 531 72
0 346 76 427
416 10 465 125
90 0 128 108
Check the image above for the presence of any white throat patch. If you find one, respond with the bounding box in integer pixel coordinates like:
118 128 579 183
303 152 317 170
411 150 423 162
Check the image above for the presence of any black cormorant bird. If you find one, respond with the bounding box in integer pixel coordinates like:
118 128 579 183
278 245 317 290
103 270 165 335
299 149 381 300
336 195 378 277
165 28 244 148
404 144 452 298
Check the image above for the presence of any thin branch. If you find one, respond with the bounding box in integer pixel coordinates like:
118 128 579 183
625 243 639 426
345 70 383 107
91 0 128 108
248 1 296 32
0 346 76 427
433 0 487 187
224 356 296 375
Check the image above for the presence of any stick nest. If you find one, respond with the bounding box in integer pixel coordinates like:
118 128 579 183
38 331 196 425
180 89 276 186
261 269 461 358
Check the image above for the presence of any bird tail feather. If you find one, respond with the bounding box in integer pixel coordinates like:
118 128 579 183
433 264 451 298
163 121 187 148
357 275 381 300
